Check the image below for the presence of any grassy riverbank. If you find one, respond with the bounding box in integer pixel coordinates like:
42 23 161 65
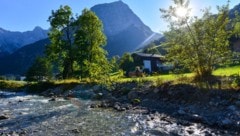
1 65 240 92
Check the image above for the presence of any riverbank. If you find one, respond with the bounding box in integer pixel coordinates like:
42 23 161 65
1 80 240 135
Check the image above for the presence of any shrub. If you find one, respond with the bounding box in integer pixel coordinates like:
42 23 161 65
26 81 56 93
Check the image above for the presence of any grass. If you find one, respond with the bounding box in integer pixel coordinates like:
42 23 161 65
0 80 26 90
52 79 81 84
115 73 193 83
1 65 240 91
114 65 240 84
213 65 240 76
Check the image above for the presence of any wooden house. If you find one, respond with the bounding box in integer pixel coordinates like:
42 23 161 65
132 53 165 73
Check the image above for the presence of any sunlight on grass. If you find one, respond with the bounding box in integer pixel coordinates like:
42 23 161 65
53 79 81 84
213 65 240 76
115 65 240 83
115 73 194 83
0 80 26 89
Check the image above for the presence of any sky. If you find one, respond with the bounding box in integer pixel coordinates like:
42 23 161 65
0 0 239 33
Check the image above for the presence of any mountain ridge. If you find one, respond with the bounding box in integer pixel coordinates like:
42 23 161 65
0 1 162 75
0 26 48 57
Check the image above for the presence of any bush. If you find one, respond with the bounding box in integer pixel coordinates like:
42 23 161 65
230 74 240 88
26 81 56 93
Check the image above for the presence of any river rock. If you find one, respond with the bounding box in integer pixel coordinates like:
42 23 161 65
220 118 233 127
0 115 9 120
128 90 141 100
113 102 126 111
49 98 57 101
227 105 237 111
177 107 186 115
235 101 240 107
153 88 159 93
189 114 203 123
94 93 104 99
113 102 121 111
100 101 111 108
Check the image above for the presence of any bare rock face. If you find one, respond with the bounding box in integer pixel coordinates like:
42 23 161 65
91 1 149 36
91 1 162 57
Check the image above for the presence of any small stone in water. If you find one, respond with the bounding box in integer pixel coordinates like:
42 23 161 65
187 130 194 135
0 115 9 120
49 98 56 101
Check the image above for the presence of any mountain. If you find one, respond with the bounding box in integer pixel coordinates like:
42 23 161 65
0 39 49 75
0 1 162 75
229 3 240 52
229 3 240 18
91 1 161 57
0 26 48 57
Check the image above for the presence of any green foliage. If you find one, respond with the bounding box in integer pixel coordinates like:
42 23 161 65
0 76 5 80
231 74 240 88
75 8 110 81
47 5 76 79
119 53 135 74
152 78 164 87
110 56 120 73
26 57 52 81
26 81 56 93
161 0 234 80
46 6 110 80
233 11 240 37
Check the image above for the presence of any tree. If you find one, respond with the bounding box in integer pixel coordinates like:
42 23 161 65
26 57 52 81
75 9 110 80
45 6 110 80
161 0 233 80
110 56 120 73
119 53 135 74
46 5 76 79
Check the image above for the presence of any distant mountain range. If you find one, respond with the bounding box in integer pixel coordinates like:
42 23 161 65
0 1 161 75
1 1 240 75
0 39 50 75
0 26 48 57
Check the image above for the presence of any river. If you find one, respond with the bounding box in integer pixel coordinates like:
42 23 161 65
0 91 230 136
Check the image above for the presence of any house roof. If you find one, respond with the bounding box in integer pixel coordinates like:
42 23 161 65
133 53 165 59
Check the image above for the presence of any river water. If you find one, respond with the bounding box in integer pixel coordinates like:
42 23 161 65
0 91 220 136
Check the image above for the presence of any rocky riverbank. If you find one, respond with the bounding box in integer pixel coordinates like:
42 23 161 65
1 81 239 135
32 81 240 135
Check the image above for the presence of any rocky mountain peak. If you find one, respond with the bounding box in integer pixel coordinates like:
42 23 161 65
33 26 44 32
0 27 7 34
91 0 151 36
229 3 240 18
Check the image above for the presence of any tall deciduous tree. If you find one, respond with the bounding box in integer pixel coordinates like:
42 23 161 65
46 6 109 80
161 0 234 79
75 9 109 80
46 5 76 79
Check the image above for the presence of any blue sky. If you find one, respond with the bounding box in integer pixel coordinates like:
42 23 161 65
0 0 239 33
